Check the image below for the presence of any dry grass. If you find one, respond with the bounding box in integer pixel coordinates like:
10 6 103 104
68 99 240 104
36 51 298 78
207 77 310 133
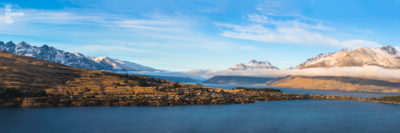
270 76 400 93
0 51 172 96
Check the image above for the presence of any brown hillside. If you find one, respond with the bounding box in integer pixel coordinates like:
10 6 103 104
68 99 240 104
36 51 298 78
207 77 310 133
0 50 170 95
269 75 400 93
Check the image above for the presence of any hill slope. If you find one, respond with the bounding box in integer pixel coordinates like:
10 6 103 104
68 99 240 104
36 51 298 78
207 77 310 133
0 50 167 94
269 76 400 93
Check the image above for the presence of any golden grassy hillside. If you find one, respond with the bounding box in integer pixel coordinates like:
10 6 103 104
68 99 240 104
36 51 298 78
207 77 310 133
0 51 175 96
269 76 400 93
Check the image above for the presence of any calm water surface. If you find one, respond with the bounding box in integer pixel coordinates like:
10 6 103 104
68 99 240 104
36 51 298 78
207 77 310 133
1 84 400 133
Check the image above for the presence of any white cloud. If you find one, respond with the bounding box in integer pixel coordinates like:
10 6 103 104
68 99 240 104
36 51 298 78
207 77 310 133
216 1 382 48
248 14 332 31
1 4 24 24
0 7 265 71
217 14 381 48
114 16 189 33
17 10 104 25
256 0 299 17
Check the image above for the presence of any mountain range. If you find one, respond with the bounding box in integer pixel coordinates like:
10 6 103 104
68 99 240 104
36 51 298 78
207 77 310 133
2 40 400 93
297 46 400 69
0 41 157 71
203 45 400 93
226 45 400 71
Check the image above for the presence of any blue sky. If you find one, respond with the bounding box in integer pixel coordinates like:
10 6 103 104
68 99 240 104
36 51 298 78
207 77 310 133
1 0 400 71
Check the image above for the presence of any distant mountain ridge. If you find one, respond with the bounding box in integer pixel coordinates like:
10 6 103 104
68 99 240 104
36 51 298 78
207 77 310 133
228 60 279 71
92 56 156 71
203 75 275 85
0 41 157 71
297 46 400 69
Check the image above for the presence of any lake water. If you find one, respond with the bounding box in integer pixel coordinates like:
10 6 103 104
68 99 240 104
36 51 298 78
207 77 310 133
1 84 400 133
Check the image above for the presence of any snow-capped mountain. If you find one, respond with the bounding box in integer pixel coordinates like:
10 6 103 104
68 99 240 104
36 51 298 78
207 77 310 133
228 60 279 71
297 46 400 69
0 41 157 71
93 57 156 71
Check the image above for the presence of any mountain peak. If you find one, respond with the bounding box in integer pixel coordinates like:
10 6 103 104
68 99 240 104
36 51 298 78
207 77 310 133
228 60 279 71
5 41 15 47
18 41 27 45
249 59 258 63
297 45 400 69
17 41 31 48
41 44 50 49
379 45 398 55
248 60 272 65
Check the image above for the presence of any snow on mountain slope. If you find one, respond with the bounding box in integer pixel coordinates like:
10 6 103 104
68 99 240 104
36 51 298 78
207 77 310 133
93 57 156 71
297 46 400 69
0 41 157 71
228 60 279 71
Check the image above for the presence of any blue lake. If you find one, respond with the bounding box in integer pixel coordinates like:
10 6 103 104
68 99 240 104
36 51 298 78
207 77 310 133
1 84 400 133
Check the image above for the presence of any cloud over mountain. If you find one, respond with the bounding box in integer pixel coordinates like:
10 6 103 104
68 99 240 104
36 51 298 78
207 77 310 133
188 46 400 80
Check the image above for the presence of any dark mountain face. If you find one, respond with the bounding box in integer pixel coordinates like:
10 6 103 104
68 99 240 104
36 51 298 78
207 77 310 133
2 41 16 53
380 45 398 55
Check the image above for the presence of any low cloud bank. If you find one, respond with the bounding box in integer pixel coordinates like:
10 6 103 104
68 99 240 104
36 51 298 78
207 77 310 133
186 66 400 79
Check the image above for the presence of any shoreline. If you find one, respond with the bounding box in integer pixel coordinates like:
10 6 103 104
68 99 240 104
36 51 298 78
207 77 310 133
2 90 399 108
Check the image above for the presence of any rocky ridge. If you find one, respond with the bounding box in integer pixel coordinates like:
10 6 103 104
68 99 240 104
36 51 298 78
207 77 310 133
0 41 157 71
297 46 400 69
